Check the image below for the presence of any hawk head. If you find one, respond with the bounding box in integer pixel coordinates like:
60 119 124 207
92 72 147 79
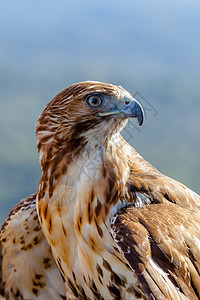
36 81 144 159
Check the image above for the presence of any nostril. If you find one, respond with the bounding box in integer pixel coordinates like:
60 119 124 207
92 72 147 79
125 101 130 105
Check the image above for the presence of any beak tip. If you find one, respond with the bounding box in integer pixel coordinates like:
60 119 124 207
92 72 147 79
138 114 144 126
127 100 144 126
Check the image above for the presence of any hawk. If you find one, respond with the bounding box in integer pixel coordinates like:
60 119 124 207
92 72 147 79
1 81 200 299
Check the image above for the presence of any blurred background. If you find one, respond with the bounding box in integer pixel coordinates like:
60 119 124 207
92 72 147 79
0 0 200 225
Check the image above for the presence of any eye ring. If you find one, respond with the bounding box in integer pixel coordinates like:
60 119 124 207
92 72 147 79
86 94 103 108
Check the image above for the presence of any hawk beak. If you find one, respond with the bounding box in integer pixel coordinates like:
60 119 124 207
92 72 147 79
120 99 144 126
99 99 144 126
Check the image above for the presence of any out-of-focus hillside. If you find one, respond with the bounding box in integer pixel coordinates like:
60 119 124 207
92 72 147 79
0 0 200 225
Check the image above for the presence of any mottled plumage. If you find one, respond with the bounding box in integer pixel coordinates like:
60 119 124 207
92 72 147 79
0 194 65 299
1 81 200 299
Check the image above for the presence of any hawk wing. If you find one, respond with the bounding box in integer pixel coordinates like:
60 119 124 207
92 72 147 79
0 194 66 300
110 148 200 300
111 197 200 299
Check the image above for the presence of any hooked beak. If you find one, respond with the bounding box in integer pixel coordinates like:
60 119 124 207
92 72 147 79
99 98 144 126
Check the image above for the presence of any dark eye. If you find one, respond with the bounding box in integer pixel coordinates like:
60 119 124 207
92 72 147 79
86 95 103 107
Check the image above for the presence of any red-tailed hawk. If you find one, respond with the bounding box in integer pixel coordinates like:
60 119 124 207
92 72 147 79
1 81 200 299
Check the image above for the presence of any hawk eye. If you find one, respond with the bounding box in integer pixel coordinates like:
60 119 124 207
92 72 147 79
86 95 103 107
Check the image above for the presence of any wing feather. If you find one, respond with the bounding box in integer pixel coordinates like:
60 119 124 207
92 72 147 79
111 202 200 299
0 194 66 300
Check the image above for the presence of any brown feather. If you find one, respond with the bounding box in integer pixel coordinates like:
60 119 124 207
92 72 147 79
111 203 200 299
0 194 66 299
